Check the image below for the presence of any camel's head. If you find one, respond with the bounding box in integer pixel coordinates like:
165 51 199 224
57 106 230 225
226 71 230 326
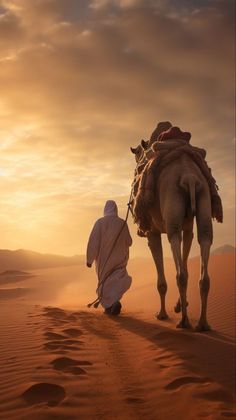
130 143 146 163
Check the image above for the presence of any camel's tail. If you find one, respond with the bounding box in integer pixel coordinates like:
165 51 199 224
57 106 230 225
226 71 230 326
188 177 196 216
180 175 199 217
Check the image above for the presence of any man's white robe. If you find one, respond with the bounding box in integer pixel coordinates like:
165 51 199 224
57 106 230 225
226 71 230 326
86 201 132 308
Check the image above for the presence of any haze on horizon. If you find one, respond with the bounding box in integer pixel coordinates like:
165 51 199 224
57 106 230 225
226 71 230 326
0 0 235 258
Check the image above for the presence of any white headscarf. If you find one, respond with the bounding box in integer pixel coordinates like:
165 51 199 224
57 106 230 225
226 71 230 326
103 200 118 217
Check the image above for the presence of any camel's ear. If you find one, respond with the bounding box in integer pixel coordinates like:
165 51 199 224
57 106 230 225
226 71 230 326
130 147 136 154
141 139 148 150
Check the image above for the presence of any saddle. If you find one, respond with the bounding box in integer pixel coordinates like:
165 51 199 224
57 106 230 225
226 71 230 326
131 140 223 236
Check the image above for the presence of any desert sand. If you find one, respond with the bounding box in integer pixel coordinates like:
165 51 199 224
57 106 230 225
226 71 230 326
0 253 235 419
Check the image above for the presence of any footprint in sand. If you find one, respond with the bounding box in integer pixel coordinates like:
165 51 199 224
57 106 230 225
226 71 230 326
50 356 92 375
43 308 68 327
44 340 82 351
44 331 67 340
43 308 84 330
43 330 84 351
63 328 83 337
43 309 84 352
62 339 84 346
43 307 67 319
22 382 66 406
165 376 209 390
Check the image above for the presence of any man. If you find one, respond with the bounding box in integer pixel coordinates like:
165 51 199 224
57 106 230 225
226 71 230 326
86 200 132 315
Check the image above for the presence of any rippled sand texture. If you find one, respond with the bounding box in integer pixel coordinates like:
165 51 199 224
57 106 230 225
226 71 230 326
0 253 235 419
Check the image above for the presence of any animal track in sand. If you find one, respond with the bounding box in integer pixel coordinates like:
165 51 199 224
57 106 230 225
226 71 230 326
165 376 209 390
50 357 92 375
43 307 67 319
63 339 83 345
44 341 81 351
43 307 83 327
51 357 92 370
21 382 66 405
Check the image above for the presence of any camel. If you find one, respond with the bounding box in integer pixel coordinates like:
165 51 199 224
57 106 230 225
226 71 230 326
131 142 214 331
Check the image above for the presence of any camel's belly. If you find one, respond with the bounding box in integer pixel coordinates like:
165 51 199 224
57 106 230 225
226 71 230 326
150 213 193 234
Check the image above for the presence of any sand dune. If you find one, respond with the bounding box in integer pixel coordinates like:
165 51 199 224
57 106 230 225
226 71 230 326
0 287 31 299
0 249 84 271
0 304 235 419
0 253 235 419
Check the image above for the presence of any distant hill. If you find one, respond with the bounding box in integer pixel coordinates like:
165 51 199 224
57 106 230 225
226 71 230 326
0 270 31 277
0 249 84 271
211 244 236 255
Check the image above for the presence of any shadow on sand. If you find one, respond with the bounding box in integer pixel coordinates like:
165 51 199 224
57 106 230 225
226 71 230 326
111 314 235 392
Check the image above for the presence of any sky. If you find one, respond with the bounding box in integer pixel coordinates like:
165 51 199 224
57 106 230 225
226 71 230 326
0 0 235 258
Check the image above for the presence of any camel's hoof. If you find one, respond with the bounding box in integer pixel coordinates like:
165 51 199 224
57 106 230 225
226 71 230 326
195 322 211 332
156 311 169 320
176 318 192 329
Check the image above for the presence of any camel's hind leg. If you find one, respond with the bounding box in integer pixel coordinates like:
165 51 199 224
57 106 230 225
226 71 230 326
196 196 213 331
195 241 211 331
170 233 191 328
174 226 193 313
147 231 168 320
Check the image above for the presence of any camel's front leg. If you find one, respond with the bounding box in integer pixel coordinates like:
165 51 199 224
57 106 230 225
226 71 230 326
147 231 168 320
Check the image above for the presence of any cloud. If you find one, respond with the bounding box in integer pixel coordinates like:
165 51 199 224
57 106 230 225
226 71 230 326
0 0 234 255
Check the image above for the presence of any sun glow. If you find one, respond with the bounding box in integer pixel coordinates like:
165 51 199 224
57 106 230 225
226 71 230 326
0 0 234 257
